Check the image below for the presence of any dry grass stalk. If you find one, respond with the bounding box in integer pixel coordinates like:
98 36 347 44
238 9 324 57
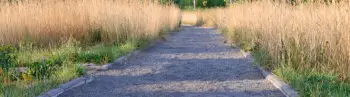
212 2 350 80
0 0 181 46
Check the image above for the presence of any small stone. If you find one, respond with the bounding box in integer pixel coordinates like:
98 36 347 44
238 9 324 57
15 67 29 73
37 94 50 97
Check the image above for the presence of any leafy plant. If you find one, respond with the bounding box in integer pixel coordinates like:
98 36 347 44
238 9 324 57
0 45 17 84
28 55 63 80
0 45 16 73
75 64 86 76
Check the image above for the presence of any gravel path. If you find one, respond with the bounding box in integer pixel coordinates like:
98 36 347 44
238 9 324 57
60 26 284 97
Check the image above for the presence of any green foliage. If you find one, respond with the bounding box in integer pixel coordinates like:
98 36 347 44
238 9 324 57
252 48 274 70
28 56 63 80
176 0 193 9
0 45 18 83
207 0 226 8
0 39 143 96
77 51 109 64
250 42 350 96
76 43 135 64
1 65 79 97
0 45 16 72
135 37 151 49
75 64 86 76
275 67 350 97
175 0 227 10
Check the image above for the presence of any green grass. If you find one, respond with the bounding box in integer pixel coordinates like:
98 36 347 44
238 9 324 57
220 28 350 97
0 37 152 97
249 44 350 97
1 64 79 97
274 67 350 97
75 40 146 65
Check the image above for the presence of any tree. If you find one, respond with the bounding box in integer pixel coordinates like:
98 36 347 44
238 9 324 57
193 0 196 9
207 0 226 8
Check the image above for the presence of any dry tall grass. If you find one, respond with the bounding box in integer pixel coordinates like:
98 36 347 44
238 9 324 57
0 0 181 46
212 2 350 80
0 1 181 96
181 11 198 25
181 10 216 26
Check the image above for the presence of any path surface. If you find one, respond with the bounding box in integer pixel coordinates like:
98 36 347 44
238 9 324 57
60 26 284 97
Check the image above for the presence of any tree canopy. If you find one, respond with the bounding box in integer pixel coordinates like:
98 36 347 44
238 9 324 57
163 0 227 9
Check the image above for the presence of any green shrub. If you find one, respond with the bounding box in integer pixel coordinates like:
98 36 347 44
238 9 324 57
177 0 193 9
0 45 16 73
76 44 118 65
28 55 63 80
275 68 350 96
77 52 106 64
0 45 18 83
175 0 226 9
75 64 86 76
207 0 226 8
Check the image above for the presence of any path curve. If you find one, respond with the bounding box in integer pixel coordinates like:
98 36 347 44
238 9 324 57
60 26 285 97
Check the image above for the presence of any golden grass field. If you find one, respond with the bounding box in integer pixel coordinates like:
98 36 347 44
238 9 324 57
0 0 181 46
215 2 350 80
2 0 350 96
188 2 350 96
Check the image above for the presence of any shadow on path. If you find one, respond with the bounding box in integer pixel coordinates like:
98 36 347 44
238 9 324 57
59 26 285 97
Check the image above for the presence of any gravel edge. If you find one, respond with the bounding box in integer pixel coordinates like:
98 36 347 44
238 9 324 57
240 50 299 97
37 33 173 97
37 76 94 97
37 50 141 97
84 50 142 73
